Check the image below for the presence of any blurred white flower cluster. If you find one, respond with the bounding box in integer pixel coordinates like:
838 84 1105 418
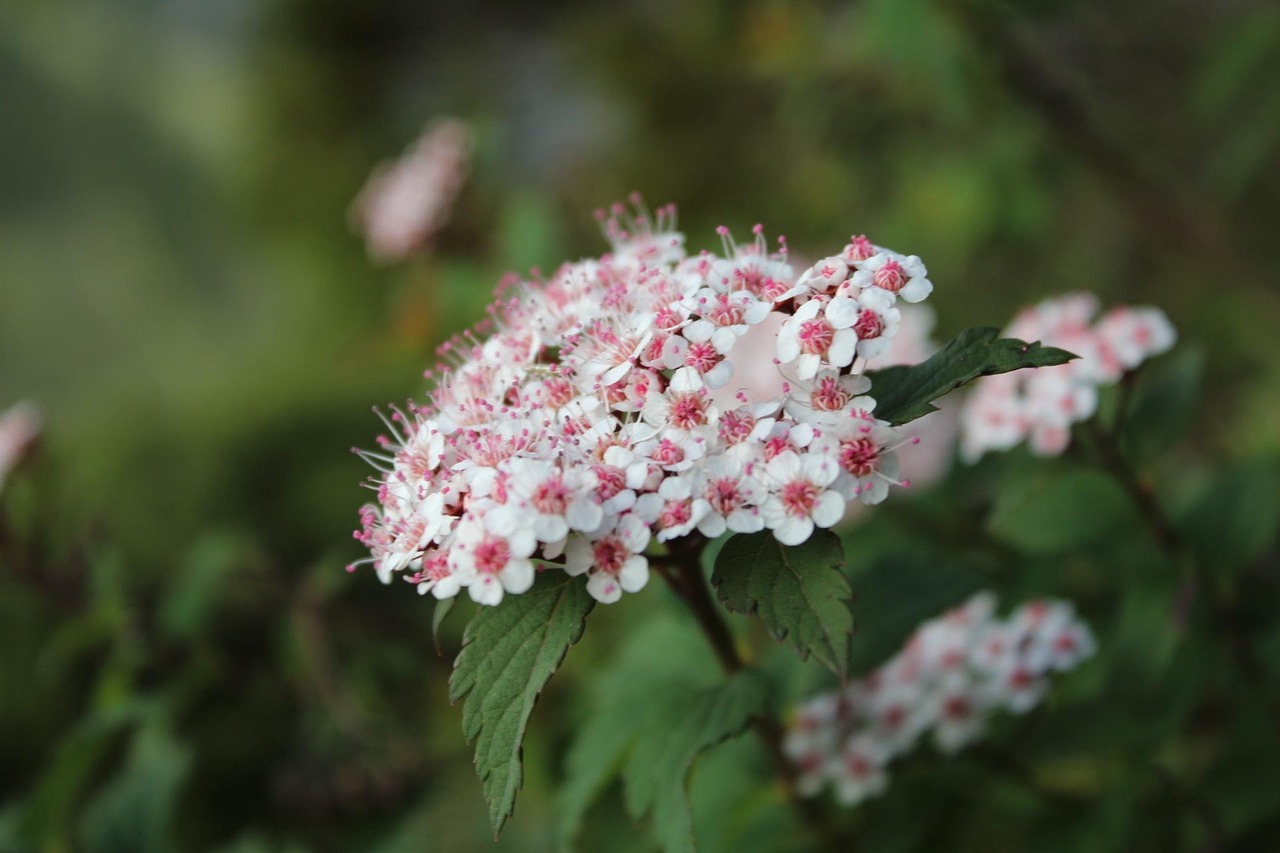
352 198 935 605
784 593 1095 806
960 293 1176 459
352 118 471 263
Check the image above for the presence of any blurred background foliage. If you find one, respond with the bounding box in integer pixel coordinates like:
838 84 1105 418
1 0 1279 850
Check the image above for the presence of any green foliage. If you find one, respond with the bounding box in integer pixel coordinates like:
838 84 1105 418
623 671 768 853
987 468 1136 555
1119 347 1205 460
712 530 854 678
868 327 1077 425
1180 457 1280 572
78 723 192 853
431 597 456 655
448 573 595 836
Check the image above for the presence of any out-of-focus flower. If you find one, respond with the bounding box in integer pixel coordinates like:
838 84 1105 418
350 207 936 605
352 118 471 264
784 593 1096 807
960 293 1176 460
0 401 41 495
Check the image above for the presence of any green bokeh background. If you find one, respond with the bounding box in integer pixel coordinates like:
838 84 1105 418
2 1 1279 850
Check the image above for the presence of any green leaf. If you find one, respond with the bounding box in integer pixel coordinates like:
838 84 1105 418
867 326 1076 425
1119 346 1205 460
78 723 192 853
842 549 986 675
1180 457 1280 572
712 530 853 678
623 671 768 853
448 573 595 837
431 597 455 656
557 614 718 848
987 468 1136 555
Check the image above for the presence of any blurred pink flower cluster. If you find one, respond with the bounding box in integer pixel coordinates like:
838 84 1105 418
352 199 934 605
785 592 1095 806
960 293 1176 459
352 118 471 263
0 401 42 494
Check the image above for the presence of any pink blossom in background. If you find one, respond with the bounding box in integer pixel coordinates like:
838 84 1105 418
0 401 42 494
352 118 471 264
960 293 1176 461
784 593 1096 807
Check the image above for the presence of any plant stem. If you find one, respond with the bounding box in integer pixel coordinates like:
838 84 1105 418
655 543 846 847
1084 419 1182 555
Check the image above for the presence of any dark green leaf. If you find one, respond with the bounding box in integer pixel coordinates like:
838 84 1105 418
1119 346 1205 460
712 530 853 678
988 469 1136 555
623 671 768 853
1180 457 1280 572
78 724 192 853
868 326 1076 425
842 550 986 675
449 573 595 836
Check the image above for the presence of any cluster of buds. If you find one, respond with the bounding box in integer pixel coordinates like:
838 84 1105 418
784 593 1095 806
351 198 934 605
960 293 1176 459
352 118 471 264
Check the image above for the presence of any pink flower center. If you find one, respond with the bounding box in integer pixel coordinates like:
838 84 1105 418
660 499 693 530
882 705 906 730
845 752 874 778
853 309 884 340
531 477 569 513
798 318 835 355
668 394 709 429
685 341 721 374
943 695 971 720
593 465 627 500
1008 667 1034 689
872 260 906 292
707 296 744 327
708 478 742 514
780 480 819 517
718 410 756 445
839 438 880 477
811 376 849 411
651 438 687 466
654 306 684 330
845 235 874 262
592 537 628 575
473 536 511 575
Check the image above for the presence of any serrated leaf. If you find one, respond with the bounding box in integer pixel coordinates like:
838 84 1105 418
623 671 768 853
712 530 853 678
557 615 718 849
449 573 595 836
868 326 1076 425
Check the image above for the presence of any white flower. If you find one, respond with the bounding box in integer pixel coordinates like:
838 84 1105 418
448 510 538 606
776 298 859 380
564 513 651 604
499 459 604 542
849 253 933 303
760 451 845 545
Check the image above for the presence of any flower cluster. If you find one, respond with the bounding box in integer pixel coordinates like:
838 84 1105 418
784 593 1095 807
0 401 41 495
352 118 471 263
960 293 1176 460
352 198 934 605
